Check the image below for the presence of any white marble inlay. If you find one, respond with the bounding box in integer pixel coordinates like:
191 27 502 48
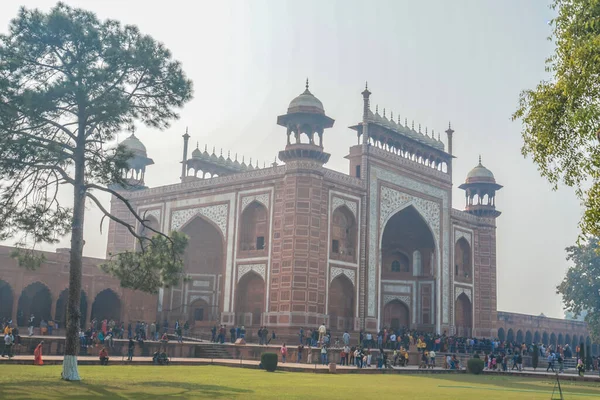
455 287 472 303
241 193 270 212
237 264 266 282
331 197 358 220
329 266 356 286
171 204 229 236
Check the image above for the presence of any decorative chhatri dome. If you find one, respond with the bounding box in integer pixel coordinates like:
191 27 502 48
191 143 202 159
287 79 325 115
465 155 496 183
121 133 147 156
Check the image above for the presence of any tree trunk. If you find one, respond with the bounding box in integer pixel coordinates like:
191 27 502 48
62 125 86 381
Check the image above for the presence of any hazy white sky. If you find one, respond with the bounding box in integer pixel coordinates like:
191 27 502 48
0 0 581 319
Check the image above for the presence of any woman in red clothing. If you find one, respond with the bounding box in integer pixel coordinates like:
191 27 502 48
34 341 43 365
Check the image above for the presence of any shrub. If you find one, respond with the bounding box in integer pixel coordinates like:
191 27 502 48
261 352 278 372
467 358 485 374
532 345 539 370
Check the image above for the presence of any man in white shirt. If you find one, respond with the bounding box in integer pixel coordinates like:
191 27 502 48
318 323 326 345
343 331 350 346
2 333 13 358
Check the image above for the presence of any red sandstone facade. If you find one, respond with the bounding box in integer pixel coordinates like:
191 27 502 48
0 83 593 347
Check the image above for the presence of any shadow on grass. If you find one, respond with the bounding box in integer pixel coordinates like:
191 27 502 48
412 372 600 396
0 379 254 399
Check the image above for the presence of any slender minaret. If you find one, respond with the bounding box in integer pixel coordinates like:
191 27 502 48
361 82 371 144
445 122 454 176
181 127 190 181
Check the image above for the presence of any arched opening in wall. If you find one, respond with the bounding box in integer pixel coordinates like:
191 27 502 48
525 331 533 345
534 331 541 344
330 206 357 263
17 282 52 326
542 332 549 346
383 300 410 331
507 328 515 343
55 289 88 328
239 201 269 253
592 343 598 356
140 215 160 239
497 327 505 342
550 333 557 347
0 280 14 321
516 330 524 344
572 335 579 350
565 334 571 348
558 333 564 346
454 238 471 283
188 297 211 323
235 271 265 327
180 216 224 325
381 205 435 281
454 293 472 337
328 274 354 331
91 289 121 322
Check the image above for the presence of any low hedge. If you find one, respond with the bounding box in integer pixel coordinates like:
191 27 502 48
261 352 278 372
467 358 485 375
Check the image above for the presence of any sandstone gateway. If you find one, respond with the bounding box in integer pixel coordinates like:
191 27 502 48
0 83 592 348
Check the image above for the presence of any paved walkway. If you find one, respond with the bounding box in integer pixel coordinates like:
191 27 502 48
2 355 600 381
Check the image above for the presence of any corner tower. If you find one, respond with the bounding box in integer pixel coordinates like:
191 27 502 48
277 79 334 165
119 133 154 189
459 156 502 218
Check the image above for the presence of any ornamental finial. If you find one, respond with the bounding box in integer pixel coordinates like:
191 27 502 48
479 155 482 164
306 78 309 90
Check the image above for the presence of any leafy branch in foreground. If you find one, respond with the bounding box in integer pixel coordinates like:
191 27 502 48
0 2 193 381
102 231 189 294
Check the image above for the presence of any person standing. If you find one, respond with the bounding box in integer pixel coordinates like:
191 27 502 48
306 345 313 364
321 345 328 365
318 323 326 345
28 314 35 336
34 341 43 365
343 330 350 346
150 322 156 341
280 343 287 363
127 338 135 361
1 332 13 358
99 347 109 366
299 327 304 345
297 344 304 363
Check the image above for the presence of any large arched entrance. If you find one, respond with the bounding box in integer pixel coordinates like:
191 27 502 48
498 327 505 341
454 293 472 337
178 216 224 324
383 300 410 331
516 330 524 344
507 328 515 343
17 282 52 326
55 289 88 328
328 275 354 331
381 206 436 279
234 271 265 327
525 331 533 345
0 280 14 321
91 289 121 322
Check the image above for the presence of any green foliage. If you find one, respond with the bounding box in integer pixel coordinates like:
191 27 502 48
467 358 484 374
261 353 278 372
102 231 188 294
556 238 600 342
10 248 46 270
532 345 539 370
580 343 585 365
586 346 593 370
512 0 600 238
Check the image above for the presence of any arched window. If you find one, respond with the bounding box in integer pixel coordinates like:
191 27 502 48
239 201 269 253
330 206 357 263
391 260 401 272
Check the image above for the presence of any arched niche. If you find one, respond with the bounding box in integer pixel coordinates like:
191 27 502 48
91 289 121 322
328 274 354 331
516 330 524 344
17 282 52 326
507 328 515 343
383 299 410 331
177 215 225 324
235 271 265 327
525 331 533 345
381 205 435 280
330 205 357 263
0 280 14 321
498 327 505 341
454 237 472 283
454 293 472 337
239 201 269 253
55 289 88 328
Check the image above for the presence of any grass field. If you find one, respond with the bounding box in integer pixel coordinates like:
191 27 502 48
1 365 599 399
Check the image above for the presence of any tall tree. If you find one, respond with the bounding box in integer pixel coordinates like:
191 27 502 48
0 3 193 380
557 238 600 342
512 0 600 238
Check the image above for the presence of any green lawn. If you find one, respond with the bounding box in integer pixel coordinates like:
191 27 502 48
0 365 599 399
